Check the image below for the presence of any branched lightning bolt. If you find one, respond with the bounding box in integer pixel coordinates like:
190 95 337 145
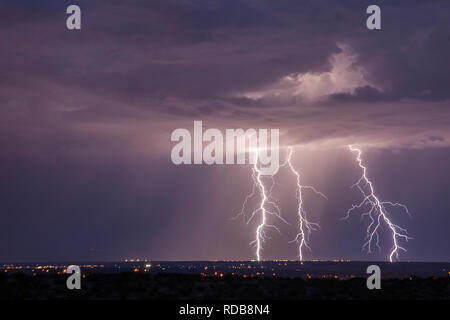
235 146 326 261
343 145 412 262
286 146 327 261
233 149 289 261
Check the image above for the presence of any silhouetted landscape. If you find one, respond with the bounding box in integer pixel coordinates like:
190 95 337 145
1 272 449 300
1 261 450 300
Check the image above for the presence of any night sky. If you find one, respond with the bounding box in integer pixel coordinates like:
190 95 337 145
0 0 449 262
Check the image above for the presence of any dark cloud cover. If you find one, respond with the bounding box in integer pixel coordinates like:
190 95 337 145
0 0 449 261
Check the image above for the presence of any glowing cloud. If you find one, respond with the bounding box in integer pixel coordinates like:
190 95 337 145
243 44 372 102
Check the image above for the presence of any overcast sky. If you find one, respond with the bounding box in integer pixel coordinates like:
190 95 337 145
0 0 449 262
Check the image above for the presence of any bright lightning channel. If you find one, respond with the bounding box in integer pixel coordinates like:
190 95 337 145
235 146 325 261
343 145 412 262
237 149 289 261
286 146 327 262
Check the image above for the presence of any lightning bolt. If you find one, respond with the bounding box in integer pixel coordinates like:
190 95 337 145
234 149 289 261
343 145 412 262
235 146 325 261
286 146 327 261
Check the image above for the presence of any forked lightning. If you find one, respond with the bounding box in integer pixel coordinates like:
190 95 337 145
286 146 327 261
236 147 325 261
343 145 412 262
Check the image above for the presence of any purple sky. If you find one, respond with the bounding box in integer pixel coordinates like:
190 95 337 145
0 0 449 262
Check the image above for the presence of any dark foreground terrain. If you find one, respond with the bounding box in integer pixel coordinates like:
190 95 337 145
1 273 449 300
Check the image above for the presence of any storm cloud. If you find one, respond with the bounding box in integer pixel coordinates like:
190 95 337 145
0 0 449 261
